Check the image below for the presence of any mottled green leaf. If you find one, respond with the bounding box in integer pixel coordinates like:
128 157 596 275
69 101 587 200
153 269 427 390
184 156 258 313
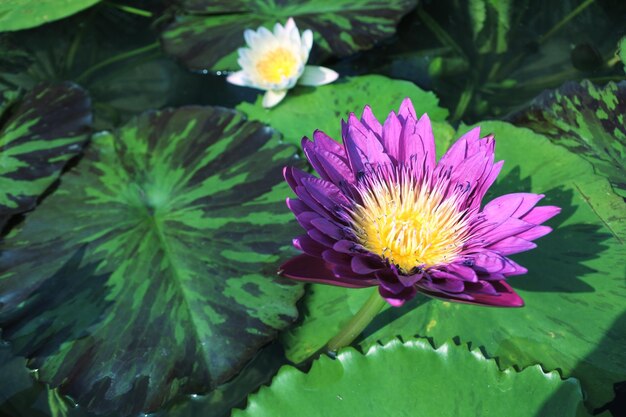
0 0 101 32
0 82 92 228
235 339 589 417
468 0 512 53
0 106 303 415
0 8 173 129
237 75 451 146
283 121 626 409
512 80 626 197
160 0 417 71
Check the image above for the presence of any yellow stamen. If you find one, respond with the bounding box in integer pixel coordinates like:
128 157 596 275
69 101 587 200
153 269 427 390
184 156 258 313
350 172 469 274
255 48 298 83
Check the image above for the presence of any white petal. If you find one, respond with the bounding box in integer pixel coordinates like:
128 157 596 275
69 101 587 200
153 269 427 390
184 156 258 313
244 29 262 48
262 90 288 108
301 29 313 54
298 66 339 86
285 17 296 32
227 70 253 87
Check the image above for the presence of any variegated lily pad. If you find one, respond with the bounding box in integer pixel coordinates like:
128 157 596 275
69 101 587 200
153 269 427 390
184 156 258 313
0 106 303 415
512 80 626 197
0 82 92 228
161 0 417 71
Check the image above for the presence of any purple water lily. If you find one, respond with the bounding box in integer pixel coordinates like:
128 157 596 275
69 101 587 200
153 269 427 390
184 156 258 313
281 99 560 307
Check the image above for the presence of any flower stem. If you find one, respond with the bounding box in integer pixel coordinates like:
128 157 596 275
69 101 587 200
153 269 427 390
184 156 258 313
326 289 387 352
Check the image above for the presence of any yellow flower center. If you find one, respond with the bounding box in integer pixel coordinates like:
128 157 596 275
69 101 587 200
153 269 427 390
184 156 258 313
255 48 298 84
349 172 469 274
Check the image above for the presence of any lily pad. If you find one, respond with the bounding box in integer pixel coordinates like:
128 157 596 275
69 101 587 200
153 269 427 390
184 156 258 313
0 106 303 415
512 80 626 197
237 75 451 146
160 0 417 71
0 0 101 32
235 339 589 417
0 82 92 229
0 7 176 130
283 121 626 409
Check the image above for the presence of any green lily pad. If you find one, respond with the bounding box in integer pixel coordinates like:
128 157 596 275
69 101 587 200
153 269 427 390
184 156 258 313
0 0 101 32
235 339 589 417
0 82 92 229
512 80 626 197
160 0 417 71
0 106 303 415
283 121 626 409
237 75 451 147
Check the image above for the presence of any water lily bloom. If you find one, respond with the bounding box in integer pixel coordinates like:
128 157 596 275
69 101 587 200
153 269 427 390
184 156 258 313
227 18 339 108
280 99 560 307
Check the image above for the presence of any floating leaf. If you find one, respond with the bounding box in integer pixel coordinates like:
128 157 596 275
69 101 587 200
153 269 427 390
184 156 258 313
283 121 626 409
0 106 303 415
235 339 589 417
0 8 174 129
160 0 417 71
512 80 626 197
237 75 451 146
0 0 101 32
0 82 92 229
468 0 512 54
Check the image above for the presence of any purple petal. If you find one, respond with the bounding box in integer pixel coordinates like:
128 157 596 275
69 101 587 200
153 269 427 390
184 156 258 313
416 114 436 170
280 254 374 288
397 97 417 123
295 211 318 230
301 177 350 208
333 239 359 253
379 285 417 307
360 105 382 139
483 193 543 222
286 197 310 216
294 234 327 257
322 249 352 266
307 145 354 185
344 124 391 174
522 205 561 225
312 130 345 158
516 225 553 241
310 217 344 240
446 263 478 282
382 111 402 161
488 236 536 255
307 228 336 247
351 255 384 274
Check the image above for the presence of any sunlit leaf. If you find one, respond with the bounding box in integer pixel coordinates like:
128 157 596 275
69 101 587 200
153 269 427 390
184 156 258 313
235 339 589 417
0 0 101 32
237 75 451 147
0 106 303 415
160 0 417 71
283 121 626 409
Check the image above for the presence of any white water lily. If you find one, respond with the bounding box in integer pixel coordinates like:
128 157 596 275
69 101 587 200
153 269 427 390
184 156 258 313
227 18 339 108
